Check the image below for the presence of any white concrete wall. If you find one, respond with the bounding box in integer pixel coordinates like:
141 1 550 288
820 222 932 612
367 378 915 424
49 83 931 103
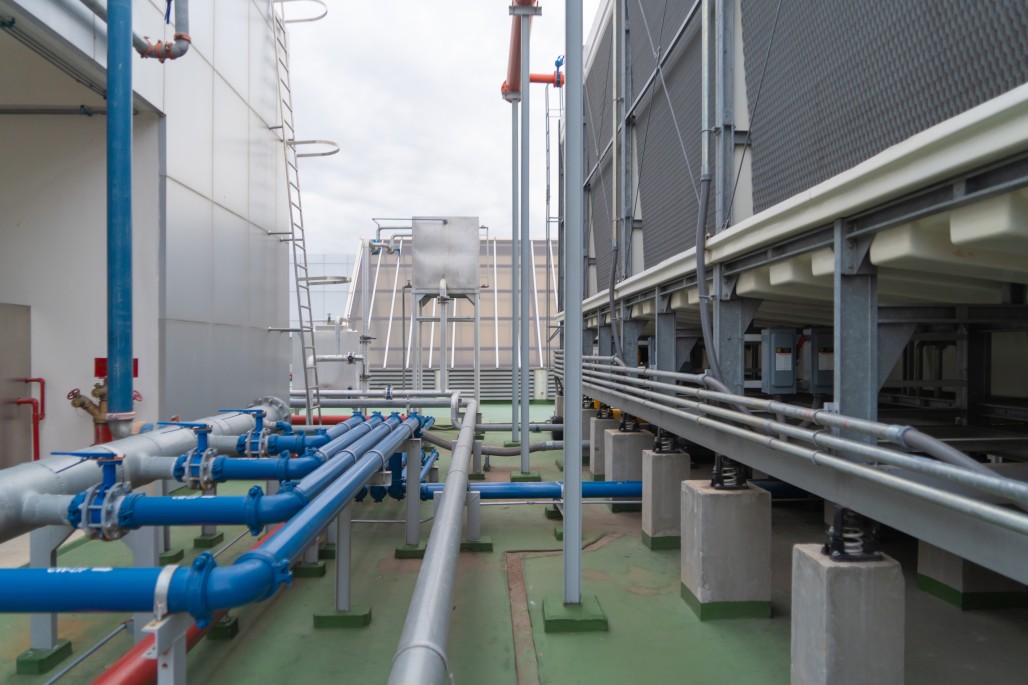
0 0 290 457
0 115 161 452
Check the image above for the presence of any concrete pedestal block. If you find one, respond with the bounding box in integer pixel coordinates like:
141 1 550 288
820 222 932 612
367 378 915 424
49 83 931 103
791 543 904 685
604 429 653 512
580 408 594 459
588 417 619 479
680 481 771 619
642 449 691 549
917 541 1026 610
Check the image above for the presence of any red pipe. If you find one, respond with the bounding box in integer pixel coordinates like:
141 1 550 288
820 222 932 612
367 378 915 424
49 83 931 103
529 71 564 86
24 378 45 420
14 398 41 461
93 524 285 685
503 0 539 97
290 414 351 426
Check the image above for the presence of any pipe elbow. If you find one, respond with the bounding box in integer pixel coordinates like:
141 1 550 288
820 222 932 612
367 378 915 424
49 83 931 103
137 34 191 61
170 552 286 628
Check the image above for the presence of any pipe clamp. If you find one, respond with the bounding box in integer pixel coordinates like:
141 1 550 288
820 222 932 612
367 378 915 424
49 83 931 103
153 564 179 620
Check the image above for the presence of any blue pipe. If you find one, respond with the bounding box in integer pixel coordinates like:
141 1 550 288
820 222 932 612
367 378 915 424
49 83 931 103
121 415 395 533
174 414 376 486
0 415 425 625
419 480 642 500
106 0 134 429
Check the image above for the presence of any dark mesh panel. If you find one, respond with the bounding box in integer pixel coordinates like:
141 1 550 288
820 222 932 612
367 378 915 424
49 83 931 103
590 155 614 292
741 0 1028 212
633 17 705 269
584 20 613 173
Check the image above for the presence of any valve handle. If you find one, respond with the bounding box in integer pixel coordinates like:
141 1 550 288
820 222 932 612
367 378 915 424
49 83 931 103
67 389 81 400
218 408 266 416
52 450 121 460
157 421 211 432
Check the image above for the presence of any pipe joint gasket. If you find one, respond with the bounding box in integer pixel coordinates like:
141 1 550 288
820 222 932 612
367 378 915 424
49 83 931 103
242 485 265 535
183 552 217 628
153 564 179 620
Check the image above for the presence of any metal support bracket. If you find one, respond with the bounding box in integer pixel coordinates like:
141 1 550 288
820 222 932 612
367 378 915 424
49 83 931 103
142 612 193 685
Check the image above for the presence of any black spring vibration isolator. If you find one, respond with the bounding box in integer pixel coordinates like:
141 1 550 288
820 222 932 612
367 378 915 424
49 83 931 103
582 395 594 410
596 403 613 420
822 506 883 562
619 412 639 432
711 453 749 490
654 428 676 453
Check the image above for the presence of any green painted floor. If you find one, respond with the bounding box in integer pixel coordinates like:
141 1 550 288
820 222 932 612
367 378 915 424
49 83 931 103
2 401 1027 683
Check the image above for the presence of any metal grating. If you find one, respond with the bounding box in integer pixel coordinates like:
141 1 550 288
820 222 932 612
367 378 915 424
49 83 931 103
740 0 1028 213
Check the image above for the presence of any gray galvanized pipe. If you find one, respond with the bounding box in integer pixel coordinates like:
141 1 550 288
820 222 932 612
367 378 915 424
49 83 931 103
581 372 1028 507
586 382 1028 538
519 10 532 475
579 362 1002 476
389 399 479 684
0 399 288 543
289 397 453 409
421 430 563 456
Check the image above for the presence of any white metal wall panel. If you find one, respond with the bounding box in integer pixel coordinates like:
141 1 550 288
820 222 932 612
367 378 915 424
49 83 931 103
213 74 250 217
164 180 214 323
214 0 250 101
212 206 249 326
164 49 215 197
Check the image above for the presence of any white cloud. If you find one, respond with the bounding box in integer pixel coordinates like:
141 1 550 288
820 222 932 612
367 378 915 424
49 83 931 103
287 0 602 257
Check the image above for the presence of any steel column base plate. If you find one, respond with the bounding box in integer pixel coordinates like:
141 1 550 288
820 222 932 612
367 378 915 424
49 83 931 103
16 639 71 675
542 595 608 633
292 561 327 578
159 548 185 564
313 607 372 629
193 532 225 549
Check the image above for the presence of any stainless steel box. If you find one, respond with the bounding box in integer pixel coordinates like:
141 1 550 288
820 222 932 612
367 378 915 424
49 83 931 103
411 216 480 294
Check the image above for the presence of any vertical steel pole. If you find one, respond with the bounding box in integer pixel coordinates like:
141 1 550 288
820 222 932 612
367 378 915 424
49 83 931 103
361 240 371 395
563 0 584 605
335 504 352 612
511 102 521 444
107 0 134 438
520 12 532 474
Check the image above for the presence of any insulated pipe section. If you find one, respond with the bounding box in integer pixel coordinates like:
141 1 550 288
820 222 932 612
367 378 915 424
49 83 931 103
0 399 289 542
0 416 425 624
113 415 392 534
389 400 479 685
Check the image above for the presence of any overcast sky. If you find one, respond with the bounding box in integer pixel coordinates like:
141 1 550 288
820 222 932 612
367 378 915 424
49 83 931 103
287 1 603 257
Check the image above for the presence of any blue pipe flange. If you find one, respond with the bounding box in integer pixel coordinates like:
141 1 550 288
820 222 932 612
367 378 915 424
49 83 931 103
183 552 218 628
76 481 133 540
177 448 219 490
242 485 265 535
